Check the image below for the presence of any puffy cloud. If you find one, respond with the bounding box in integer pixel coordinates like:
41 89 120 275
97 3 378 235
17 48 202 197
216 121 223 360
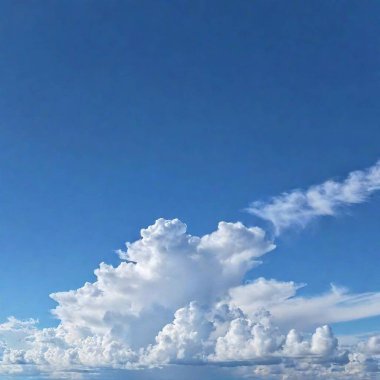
283 329 311 357
210 311 283 362
50 219 274 350
332 334 380 379
142 302 213 365
310 325 338 357
0 302 353 378
0 317 38 349
344 352 380 379
142 302 344 368
247 160 380 234
142 304 283 366
358 335 380 355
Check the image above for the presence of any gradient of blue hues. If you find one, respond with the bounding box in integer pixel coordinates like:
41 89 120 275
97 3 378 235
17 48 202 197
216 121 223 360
0 0 379 332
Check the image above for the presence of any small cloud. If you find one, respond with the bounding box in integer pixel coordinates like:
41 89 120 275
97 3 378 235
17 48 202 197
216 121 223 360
247 160 380 234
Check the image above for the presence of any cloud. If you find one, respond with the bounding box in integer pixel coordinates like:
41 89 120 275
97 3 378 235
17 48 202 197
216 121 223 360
50 219 274 350
228 279 380 331
0 161 380 379
247 160 380 234
2 303 377 380
141 302 214 365
210 310 283 362
0 218 379 379
358 335 380 355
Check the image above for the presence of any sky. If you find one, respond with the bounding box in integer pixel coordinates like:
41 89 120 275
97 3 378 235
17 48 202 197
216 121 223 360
0 1 380 379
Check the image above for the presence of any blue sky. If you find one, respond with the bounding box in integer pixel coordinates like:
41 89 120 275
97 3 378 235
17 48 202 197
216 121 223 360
0 1 380 379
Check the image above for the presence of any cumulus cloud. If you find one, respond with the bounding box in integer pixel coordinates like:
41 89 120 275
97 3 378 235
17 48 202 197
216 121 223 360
2 304 374 380
210 311 283 362
141 302 213 365
247 160 380 234
50 219 274 349
358 335 380 355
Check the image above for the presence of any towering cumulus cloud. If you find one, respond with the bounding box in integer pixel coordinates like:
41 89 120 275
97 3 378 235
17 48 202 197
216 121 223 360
1 162 380 379
248 160 380 234
50 219 274 350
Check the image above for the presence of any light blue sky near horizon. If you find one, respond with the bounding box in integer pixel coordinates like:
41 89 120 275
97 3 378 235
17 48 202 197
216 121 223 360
0 0 379 336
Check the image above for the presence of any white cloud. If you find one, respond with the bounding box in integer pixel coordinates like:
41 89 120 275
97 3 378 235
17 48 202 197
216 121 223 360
358 335 380 355
0 291 379 379
0 303 349 376
310 325 338 357
210 311 283 362
228 279 380 331
228 277 305 313
50 219 274 350
141 302 213 365
247 160 380 234
0 161 380 379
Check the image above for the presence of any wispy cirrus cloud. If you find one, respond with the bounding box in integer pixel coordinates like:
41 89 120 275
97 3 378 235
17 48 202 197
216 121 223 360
247 161 380 234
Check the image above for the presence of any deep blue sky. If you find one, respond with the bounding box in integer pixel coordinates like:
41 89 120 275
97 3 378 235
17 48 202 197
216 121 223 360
0 0 379 328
